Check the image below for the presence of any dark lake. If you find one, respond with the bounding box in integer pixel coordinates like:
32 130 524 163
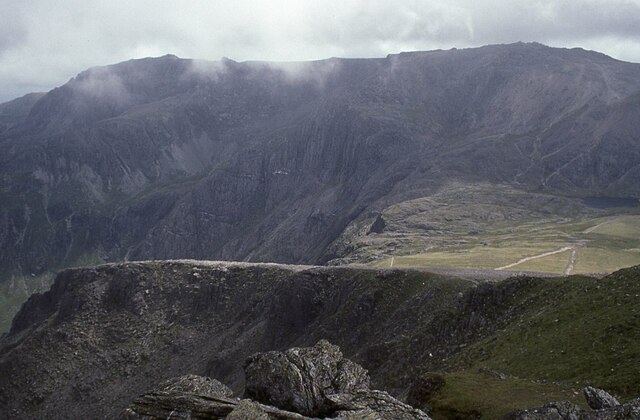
582 196 639 209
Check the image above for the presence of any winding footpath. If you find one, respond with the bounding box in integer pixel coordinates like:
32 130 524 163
583 216 620 234
495 246 573 271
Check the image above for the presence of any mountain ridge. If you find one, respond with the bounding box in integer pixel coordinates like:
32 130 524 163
1 42 640 330
1 260 639 418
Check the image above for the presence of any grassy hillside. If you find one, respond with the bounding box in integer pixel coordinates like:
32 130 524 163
452 266 640 396
332 183 640 274
420 266 640 418
373 215 640 273
428 371 586 419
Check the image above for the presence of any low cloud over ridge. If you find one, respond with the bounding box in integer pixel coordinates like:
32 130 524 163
1 0 640 102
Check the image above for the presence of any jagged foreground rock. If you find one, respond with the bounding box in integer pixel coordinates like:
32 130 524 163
583 386 620 410
244 340 370 416
122 340 429 419
506 387 640 419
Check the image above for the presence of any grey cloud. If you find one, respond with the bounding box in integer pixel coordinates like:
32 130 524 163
0 1 29 56
186 59 229 82
73 68 131 104
466 0 640 43
1 0 640 102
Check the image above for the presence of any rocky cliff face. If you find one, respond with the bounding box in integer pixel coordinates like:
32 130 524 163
2 43 640 292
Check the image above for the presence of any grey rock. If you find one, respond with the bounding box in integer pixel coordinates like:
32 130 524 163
504 401 582 420
583 386 619 410
244 340 429 419
581 398 640 419
244 339 370 416
333 407 381 419
121 374 236 419
329 390 431 419
156 374 233 398
123 386 312 420
226 400 271 420
123 392 237 419
121 340 430 419
227 399 310 419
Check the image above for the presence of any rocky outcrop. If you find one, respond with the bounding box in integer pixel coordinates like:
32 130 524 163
244 340 369 416
120 374 235 419
122 340 429 419
244 340 428 419
506 387 640 420
226 400 308 420
328 390 429 419
583 386 620 410
150 374 233 397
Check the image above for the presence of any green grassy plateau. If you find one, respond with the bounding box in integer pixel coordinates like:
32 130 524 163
374 215 640 274
330 183 640 274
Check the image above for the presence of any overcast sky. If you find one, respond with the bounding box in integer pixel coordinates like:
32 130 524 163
2 0 640 102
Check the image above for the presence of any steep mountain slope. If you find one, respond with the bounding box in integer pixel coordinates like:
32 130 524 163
1 42 640 330
0 261 638 418
0 93 45 134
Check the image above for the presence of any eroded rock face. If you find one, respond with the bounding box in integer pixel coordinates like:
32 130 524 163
244 339 370 416
121 374 237 419
329 390 431 419
155 374 233 397
583 386 620 410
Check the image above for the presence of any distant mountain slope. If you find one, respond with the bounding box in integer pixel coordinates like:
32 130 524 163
0 92 46 134
1 42 640 329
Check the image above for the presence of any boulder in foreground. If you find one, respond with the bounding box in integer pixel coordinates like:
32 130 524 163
122 340 430 419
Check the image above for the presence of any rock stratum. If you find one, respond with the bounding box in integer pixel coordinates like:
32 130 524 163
2 42 640 329
1 261 639 418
